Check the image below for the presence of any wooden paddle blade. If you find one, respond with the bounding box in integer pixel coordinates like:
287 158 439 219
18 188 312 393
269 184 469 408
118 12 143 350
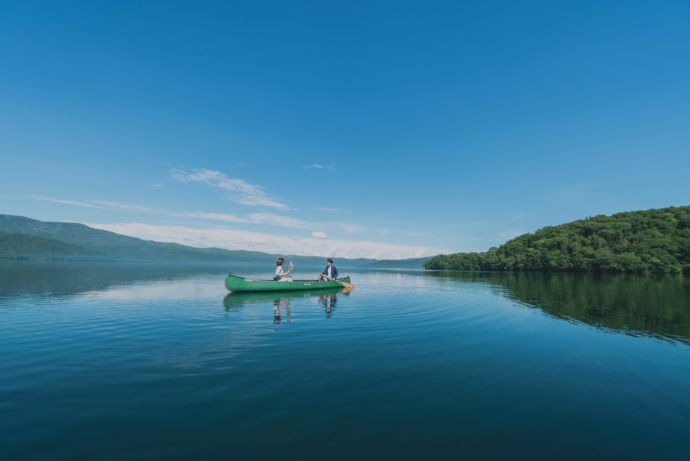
337 281 353 290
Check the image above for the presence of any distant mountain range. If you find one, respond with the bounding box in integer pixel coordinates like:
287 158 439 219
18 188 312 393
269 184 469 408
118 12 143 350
0 214 427 268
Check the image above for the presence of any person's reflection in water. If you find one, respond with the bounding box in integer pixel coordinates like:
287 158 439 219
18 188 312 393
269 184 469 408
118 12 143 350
319 293 337 318
273 298 292 324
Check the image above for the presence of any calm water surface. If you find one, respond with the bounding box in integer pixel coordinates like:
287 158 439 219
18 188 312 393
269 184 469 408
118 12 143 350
1 263 689 460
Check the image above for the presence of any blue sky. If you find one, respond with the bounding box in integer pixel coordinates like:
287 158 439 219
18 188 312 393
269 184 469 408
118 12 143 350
1 1 689 258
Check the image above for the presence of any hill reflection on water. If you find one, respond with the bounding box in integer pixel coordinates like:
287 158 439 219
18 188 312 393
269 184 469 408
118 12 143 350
426 271 690 343
0 262 230 298
2 262 689 343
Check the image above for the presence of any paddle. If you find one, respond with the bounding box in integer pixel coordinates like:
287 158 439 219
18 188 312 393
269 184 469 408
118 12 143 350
320 273 353 290
336 279 353 290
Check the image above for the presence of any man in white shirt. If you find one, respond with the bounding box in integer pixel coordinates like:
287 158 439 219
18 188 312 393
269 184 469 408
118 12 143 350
320 258 339 281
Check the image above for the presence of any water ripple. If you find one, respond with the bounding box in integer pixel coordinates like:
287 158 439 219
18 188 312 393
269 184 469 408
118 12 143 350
1 267 689 460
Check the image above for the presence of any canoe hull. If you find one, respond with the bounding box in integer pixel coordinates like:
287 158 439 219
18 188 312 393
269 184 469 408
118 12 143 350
225 274 351 293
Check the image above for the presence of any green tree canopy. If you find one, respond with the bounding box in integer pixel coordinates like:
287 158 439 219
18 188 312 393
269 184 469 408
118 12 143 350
425 206 690 274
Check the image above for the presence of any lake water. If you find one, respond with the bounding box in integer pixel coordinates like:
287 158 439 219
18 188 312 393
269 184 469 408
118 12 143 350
1 263 689 460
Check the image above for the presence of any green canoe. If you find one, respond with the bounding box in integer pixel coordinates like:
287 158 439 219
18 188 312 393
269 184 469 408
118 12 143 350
224 273 352 293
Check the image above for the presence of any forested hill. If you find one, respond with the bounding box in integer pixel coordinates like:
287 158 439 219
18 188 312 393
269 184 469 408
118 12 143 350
425 206 690 274
0 214 276 263
0 233 99 259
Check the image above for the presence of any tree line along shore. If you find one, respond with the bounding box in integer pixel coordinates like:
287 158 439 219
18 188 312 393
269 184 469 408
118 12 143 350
425 206 690 274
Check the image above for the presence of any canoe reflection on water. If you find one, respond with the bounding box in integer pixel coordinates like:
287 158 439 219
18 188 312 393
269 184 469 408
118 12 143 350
223 287 351 323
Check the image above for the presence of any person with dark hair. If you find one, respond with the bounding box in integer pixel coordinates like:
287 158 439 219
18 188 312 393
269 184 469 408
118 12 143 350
320 258 338 281
274 257 293 282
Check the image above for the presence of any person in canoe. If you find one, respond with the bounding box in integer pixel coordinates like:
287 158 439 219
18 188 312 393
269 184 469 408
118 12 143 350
274 257 294 282
319 258 338 281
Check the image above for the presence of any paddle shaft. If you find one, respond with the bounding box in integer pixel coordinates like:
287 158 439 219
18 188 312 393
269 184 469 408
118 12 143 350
322 274 353 290
336 279 353 290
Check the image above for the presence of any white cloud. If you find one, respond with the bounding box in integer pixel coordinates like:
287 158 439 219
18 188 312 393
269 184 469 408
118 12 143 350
234 195 288 209
176 211 310 229
90 201 155 212
333 222 367 234
402 230 427 238
86 222 444 259
182 209 368 236
32 196 105 209
306 163 335 171
172 212 247 223
312 231 327 239
248 213 310 229
172 168 288 210
28 193 388 245
244 214 368 235
313 206 350 214
31 196 155 212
